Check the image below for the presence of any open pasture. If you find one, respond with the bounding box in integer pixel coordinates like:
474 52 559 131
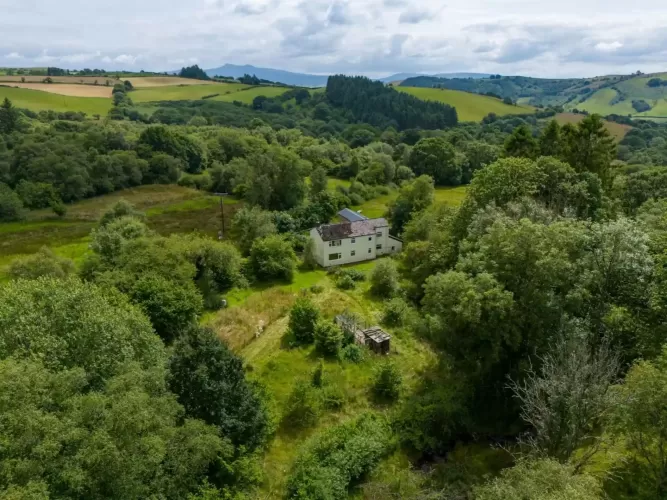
129 82 250 102
0 86 112 115
554 112 631 141
397 86 535 122
0 75 120 85
1 82 113 98
125 76 221 88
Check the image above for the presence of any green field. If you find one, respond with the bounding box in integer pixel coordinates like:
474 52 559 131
0 86 112 115
213 85 292 104
397 87 535 122
554 112 631 141
130 83 291 104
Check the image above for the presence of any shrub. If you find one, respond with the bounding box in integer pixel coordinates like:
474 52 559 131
370 259 400 298
339 268 366 281
288 297 320 344
310 284 324 294
321 384 346 410
283 381 321 429
0 183 26 222
373 362 402 402
383 297 410 326
336 274 356 290
314 320 344 356
312 360 324 388
302 237 319 270
342 343 365 363
286 413 394 500
50 199 67 217
8 246 75 280
248 235 296 282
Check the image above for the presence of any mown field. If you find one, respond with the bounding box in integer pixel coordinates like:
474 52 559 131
0 86 113 115
397 86 535 122
1 83 113 98
555 112 631 141
0 75 120 85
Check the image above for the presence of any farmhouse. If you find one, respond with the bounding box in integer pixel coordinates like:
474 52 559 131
309 209 402 267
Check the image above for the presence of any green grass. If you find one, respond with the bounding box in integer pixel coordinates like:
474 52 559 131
0 86 112 115
397 87 535 122
213 85 291 104
434 186 468 205
554 112 631 142
202 259 437 497
574 88 635 116
130 82 248 102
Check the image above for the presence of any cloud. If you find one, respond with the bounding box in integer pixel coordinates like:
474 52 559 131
233 1 268 15
327 0 352 25
5 52 22 59
398 8 431 24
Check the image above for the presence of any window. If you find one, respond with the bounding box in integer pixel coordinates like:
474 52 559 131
368 237 372 241
328 253 342 261
376 244 382 250
329 240 342 247
368 248 372 253
351 238 356 244
351 250 356 257
392 246 395 251
376 231 382 237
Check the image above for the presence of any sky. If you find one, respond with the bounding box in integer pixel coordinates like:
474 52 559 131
1 0 666 78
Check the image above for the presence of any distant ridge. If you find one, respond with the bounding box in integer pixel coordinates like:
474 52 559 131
380 72 491 83
205 64 329 87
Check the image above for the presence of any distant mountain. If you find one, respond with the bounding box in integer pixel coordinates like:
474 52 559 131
433 72 491 79
205 64 328 87
379 73 423 83
380 72 491 83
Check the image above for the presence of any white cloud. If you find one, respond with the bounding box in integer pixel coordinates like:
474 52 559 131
0 0 665 77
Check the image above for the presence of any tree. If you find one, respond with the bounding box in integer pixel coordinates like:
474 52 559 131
98 199 145 227
169 326 270 451
0 358 228 500
373 362 402 402
370 259 400 298
248 235 296 282
179 64 210 80
609 348 667 498
474 458 602 500
0 97 20 134
8 246 75 280
288 297 320 344
0 277 164 388
309 167 328 197
146 153 182 184
561 114 615 183
89 216 151 264
0 182 26 221
510 331 620 469
230 206 277 255
388 175 434 234
408 137 461 186
503 124 538 159
539 120 563 157
301 237 319 270
129 273 203 343
314 319 344 356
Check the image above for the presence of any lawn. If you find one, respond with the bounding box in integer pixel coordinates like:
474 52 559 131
351 185 468 219
204 259 438 497
0 86 112 115
397 87 534 122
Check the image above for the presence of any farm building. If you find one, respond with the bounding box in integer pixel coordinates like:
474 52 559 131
309 209 402 268
335 314 391 355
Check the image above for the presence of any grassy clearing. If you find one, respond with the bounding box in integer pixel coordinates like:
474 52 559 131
213 85 291 104
0 185 242 276
0 86 112 115
204 259 437 497
435 186 468 206
130 83 248 102
397 87 534 122
554 112 631 141
126 77 220 88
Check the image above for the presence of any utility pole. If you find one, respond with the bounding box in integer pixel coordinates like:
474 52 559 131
214 192 228 240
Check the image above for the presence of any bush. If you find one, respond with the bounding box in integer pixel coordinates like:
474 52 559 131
311 360 324 388
342 343 365 363
338 268 366 281
314 320 344 356
248 235 297 282
370 259 400 298
382 297 410 326
286 413 394 500
0 183 26 222
310 284 324 294
336 274 356 290
373 362 402 402
321 384 346 410
284 381 321 429
288 297 320 344
8 246 75 280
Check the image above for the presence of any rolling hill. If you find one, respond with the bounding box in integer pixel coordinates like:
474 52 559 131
396 86 534 121
205 64 329 87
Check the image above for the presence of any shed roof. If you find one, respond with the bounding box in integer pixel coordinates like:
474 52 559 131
316 218 388 242
338 208 368 222
363 326 391 343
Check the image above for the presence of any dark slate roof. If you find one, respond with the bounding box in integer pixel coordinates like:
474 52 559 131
316 218 388 242
363 326 391 343
338 208 368 222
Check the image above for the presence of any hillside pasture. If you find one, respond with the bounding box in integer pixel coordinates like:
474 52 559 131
0 86 112 115
213 85 292 104
1 83 113 98
129 82 250 102
397 86 534 122
0 75 120 85
125 76 220 88
554 113 631 141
